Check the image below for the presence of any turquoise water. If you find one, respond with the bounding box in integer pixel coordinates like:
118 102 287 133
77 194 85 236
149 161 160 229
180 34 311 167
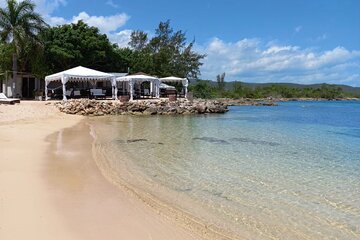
92 101 360 239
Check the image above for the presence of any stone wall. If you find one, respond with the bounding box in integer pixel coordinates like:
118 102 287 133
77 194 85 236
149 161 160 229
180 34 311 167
55 99 228 116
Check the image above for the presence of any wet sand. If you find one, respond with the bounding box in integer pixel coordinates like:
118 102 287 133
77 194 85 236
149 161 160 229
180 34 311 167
0 101 202 240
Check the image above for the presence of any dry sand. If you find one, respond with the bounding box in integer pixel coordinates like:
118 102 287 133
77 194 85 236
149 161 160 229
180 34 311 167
0 101 202 240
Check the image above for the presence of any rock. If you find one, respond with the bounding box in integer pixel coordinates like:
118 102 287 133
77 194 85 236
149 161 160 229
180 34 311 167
143 107 158 115
196 104 206 114
55 99 229 116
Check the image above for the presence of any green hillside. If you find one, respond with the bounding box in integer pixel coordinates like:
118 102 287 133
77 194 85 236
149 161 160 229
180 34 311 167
189 79 360 99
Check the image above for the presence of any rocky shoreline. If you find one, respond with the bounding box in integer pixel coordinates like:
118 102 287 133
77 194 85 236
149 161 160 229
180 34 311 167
55 99 229 116
54 97 359 116
218 97 360 106
220 98 278 106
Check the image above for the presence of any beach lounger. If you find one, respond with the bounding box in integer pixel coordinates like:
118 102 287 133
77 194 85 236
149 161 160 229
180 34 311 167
0 93 20 105
65 90 72 98
73 90 81 98
90 89 106 99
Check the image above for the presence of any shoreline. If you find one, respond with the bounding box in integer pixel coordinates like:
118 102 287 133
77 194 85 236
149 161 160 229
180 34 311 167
89 120 240 240
0 101 205 240
45 120 203 240
0 102 84 239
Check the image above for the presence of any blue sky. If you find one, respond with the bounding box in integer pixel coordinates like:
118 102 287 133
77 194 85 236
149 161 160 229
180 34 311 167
3 0 359 86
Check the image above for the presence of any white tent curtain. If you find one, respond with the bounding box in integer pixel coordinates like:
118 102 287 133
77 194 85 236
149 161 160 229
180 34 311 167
159 76 188 98
45 66 115 101
116 75 160 101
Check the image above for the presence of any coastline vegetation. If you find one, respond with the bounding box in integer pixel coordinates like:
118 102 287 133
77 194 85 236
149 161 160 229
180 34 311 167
189 77 360 100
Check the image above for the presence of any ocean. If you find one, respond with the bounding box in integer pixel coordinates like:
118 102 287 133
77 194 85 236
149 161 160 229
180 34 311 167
90 101 360 239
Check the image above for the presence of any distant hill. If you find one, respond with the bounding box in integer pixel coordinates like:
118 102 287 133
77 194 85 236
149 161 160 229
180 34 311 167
190 80 360 95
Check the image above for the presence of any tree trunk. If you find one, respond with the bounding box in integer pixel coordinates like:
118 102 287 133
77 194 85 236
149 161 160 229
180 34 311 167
12 53 17 97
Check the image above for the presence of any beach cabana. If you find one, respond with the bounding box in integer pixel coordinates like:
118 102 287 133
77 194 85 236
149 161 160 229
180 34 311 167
159 76 188 98
44 66 115 101
116 74 160 101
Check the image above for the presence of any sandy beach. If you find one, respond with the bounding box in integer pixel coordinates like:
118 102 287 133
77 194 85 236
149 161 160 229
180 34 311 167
0 101 202 240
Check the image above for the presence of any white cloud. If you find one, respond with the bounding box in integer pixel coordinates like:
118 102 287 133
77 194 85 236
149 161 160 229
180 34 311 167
71 11 129 34
106 0 119 8
109 29 132 48
0 0 67 14
49 11 131 47
32 0 67 15
48 16 67 25
198 38 360 86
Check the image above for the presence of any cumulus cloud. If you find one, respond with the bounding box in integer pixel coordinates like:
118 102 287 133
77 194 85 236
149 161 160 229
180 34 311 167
109 29 132 48
46 11 130 34
50 12 131 47
28 0 131 47
198 38 360 86
47 16 67 25
71 11 129 34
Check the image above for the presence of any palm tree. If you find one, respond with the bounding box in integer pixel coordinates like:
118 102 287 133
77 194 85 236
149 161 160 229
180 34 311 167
0 0 47 97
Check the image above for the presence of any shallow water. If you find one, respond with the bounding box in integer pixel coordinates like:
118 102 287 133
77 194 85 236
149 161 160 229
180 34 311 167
91 101 360 239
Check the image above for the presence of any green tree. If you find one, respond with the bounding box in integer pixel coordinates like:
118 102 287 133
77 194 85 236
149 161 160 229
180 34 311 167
113 47 133 73
0 0 47 93
129 30 148 51
216 72 226 93
129 20 205 78
189 80 216 99
0 43 12 72
318 84 343 99
39 21 126 75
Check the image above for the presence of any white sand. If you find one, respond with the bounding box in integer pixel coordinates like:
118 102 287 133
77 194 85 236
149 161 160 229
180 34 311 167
0 101 203 240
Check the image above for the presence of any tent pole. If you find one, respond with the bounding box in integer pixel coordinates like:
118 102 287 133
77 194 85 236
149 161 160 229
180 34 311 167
150 81 153 97
129 79 133 101
113 78 117 100
45 81 48 100
62 75 67 101
62 83 67 101
156 80 160 98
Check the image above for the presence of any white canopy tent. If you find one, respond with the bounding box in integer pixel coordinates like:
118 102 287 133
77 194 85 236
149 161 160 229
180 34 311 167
44 66 115 100
159 76 188 98
115 74 160 101
160 82 176 89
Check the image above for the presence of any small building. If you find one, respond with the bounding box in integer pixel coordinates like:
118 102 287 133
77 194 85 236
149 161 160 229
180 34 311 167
0 71 43 99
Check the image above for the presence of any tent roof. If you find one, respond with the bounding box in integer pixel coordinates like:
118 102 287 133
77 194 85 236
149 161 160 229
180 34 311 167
116 74 159 82
160 83 176 89
160 76 187 82
108 72 128 77
45 66 114 83
159 76 188 87
130 72 151 76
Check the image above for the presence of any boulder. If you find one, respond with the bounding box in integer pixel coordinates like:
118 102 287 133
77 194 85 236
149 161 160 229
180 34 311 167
196 104 206 114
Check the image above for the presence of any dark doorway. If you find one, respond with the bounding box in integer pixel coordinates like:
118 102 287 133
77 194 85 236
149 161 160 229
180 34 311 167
22 77 35 98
